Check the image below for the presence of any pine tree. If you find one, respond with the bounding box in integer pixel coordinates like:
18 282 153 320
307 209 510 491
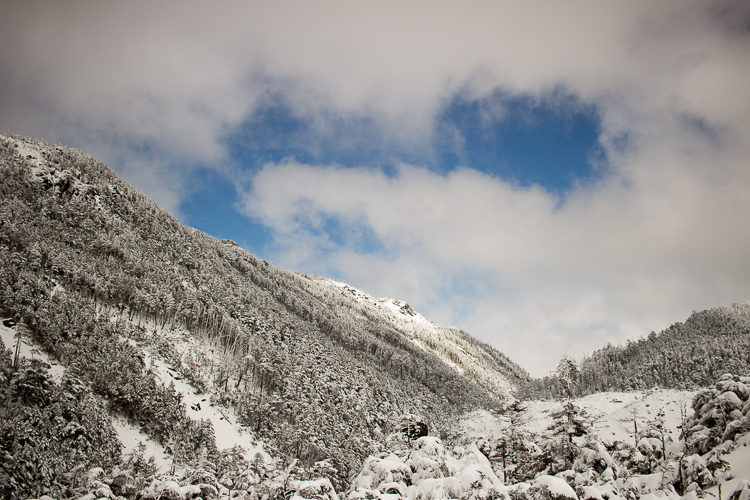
557 353 579 399
547 401 590 467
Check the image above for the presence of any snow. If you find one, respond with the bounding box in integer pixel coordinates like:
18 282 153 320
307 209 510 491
0 319 65 382
1 314 269 471
313 276 515 397
145 352 267 458
535 475 578 499
1 133 47 174
704 438 750 499
289 478 340 500
520 390 695 445
452 409 508 442
720 391 744 409
582 485 604 500
105 315 271 467
350 437 509 500
110 414 172 472
445 389 750 500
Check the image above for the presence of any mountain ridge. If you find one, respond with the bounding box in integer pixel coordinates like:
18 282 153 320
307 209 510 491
4 132 750 499
519 302 750 400
0 132 528 489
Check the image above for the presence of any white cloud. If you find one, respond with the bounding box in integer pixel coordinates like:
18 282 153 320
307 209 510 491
2 0 750 374
240 120 750 374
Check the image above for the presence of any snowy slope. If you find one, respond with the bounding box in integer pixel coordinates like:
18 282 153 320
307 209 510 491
1 316 269 472
306 276 522 398
113 314 272 470
0 319 64 381
447 389 696 457
521 390 696 445
2 133 47 172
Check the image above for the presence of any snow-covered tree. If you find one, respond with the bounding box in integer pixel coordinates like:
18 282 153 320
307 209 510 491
557 353 579 399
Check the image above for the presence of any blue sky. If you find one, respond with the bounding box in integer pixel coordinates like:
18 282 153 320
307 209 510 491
188 92 602 253
2 1 750 376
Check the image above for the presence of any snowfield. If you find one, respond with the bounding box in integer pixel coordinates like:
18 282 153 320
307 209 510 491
521 390 696 445
445 389 750 500
452 389 695 448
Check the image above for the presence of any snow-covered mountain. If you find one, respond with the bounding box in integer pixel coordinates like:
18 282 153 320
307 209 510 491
299 276 524 399
4 132 750 500
0 133 528 496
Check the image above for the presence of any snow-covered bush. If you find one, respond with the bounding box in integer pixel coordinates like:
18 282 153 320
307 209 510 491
289 478 340 500
572 437 618 477
620 471 678 500
348 436 508 500
528 475 578 500
729 480 750 500
685 373 750 454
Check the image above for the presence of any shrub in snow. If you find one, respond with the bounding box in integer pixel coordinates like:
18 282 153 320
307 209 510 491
572 438 618 477
528 475 578 500
704 448 731 481
93 483 115 499
351 454 413 492
517 402 595 479
348 437 508 500
620 471 677 499
722 415 750 443
86 467 105 484
506 482 531 500
136 479 185 500
729 480 750 500
579 485 603 500
395 414 429 443
195 483 219 499
607 441 648 475
685 374 750 455
678 454 714 490
289 478 340 500
180 484 203 498
160 480 186 500
636 437 662 458
589 478 619 500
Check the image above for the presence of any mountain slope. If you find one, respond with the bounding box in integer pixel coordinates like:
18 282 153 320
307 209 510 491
520 303 750 399
0 133 528 484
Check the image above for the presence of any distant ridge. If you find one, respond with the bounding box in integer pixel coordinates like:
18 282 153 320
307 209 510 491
520 302 750 399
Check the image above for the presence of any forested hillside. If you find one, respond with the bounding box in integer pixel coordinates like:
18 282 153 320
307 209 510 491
0 133 528 493
521 303 750 400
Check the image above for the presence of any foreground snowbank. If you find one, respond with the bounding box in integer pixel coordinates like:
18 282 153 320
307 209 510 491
349 437 507 500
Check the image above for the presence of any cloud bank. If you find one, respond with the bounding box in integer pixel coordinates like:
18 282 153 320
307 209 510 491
2 0 750 374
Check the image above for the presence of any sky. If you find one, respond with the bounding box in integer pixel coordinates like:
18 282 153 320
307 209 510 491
2 1 750 377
